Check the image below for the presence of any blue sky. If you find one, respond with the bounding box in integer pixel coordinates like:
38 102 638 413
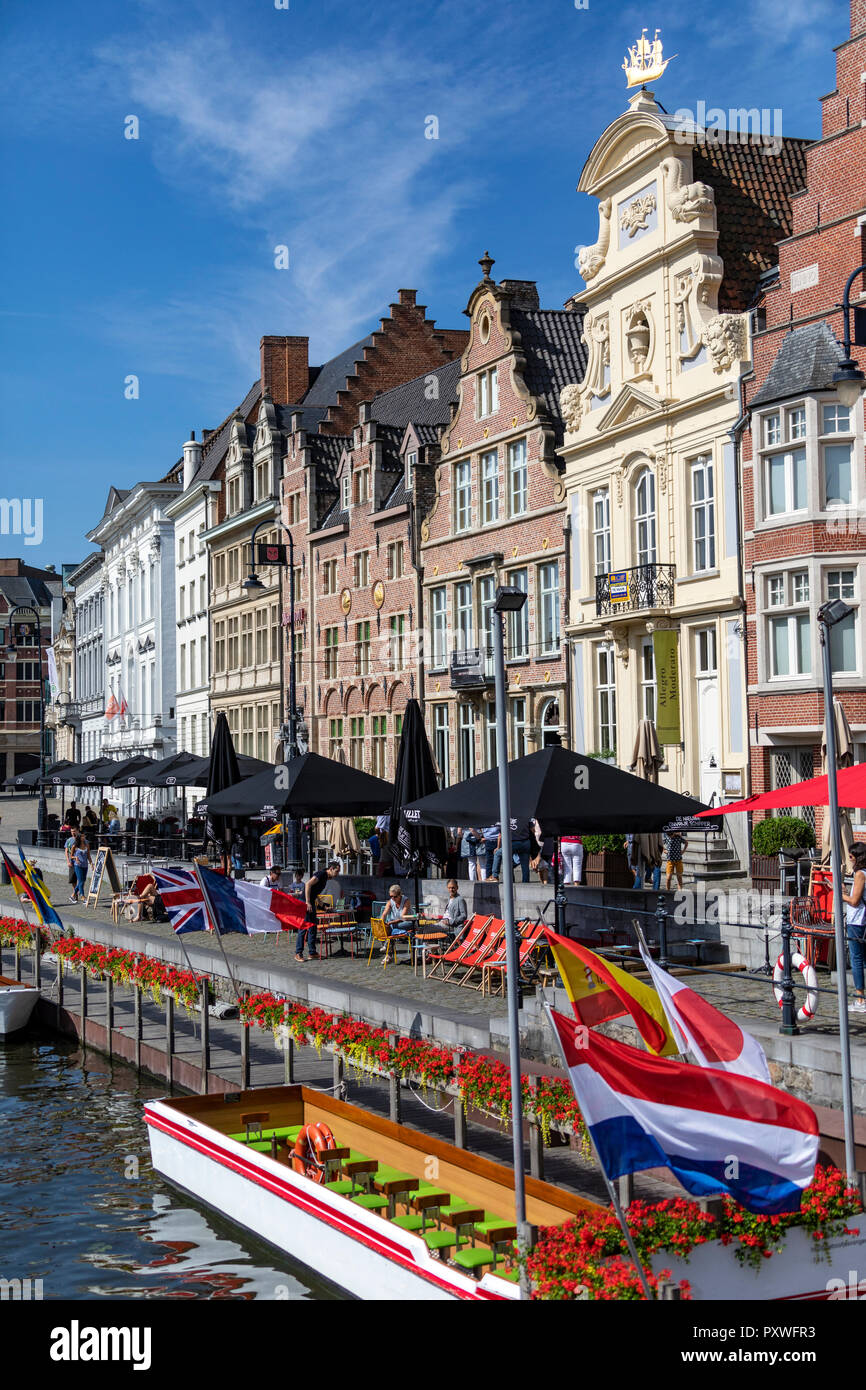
0 0 844 567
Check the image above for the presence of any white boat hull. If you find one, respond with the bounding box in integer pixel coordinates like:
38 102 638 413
0 982 39 1037
145 1100 517 1301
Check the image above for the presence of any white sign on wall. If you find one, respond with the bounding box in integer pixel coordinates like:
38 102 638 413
791 264 819 293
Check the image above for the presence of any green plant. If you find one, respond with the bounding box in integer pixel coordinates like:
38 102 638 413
587 748 616 761
582 833 627 854
354 816 376 843
751 816 815 857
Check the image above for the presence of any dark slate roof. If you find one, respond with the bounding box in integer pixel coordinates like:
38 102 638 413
380 477 410 510
411 423 442 447
275 403 329 434
369 359 460 428
509 307 588 443
751 322 845 407
692 137 810 312
0 573 56 609
309 433 349 468
194 379 262 484
317 504 349 529
303 335 376 407
99 486 129 520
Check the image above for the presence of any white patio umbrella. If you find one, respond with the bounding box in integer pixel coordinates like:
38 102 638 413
820 698 855 871
631 719 664 871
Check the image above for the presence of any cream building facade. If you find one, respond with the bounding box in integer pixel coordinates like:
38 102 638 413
560 89 763 858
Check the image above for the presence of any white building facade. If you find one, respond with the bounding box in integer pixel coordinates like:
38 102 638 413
87 478 180 809
63 551 105 768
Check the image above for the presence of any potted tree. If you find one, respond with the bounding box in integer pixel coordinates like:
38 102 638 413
582 833 632 887
750 816 815 894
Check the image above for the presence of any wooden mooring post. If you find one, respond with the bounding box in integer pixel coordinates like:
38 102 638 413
79 965 87 1045
240 995 251 1090
165 994 174 1087
387 1032 401 1124
33 930 41 990
133 984 142 1073
105 976 113 1059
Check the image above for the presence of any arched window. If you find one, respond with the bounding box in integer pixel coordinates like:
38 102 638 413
634 467 656 567
539 697 562 748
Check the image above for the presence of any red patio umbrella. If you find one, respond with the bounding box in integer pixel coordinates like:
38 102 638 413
695 762 866 816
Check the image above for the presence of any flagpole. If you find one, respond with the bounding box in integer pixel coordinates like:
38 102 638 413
193 862 242 1004
542 1001 656 1302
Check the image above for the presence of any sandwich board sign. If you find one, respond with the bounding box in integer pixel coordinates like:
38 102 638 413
86 847 122 908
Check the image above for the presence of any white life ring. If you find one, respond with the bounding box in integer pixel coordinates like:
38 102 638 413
773 952 818 1023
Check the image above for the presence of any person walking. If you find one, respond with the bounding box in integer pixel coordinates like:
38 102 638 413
482 824 500 880
70 834 92 903
492 817 533 883
841 842 866 1012
663 828 687 891
296 861 340 962
64 827 78 891
560 834 584 886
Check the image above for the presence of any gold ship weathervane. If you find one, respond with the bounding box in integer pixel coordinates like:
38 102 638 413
622 28 676 88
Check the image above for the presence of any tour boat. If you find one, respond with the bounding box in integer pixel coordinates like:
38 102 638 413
0 975 39 1037
145 1083 597 1301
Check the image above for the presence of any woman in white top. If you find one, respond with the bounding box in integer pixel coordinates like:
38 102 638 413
841 842 866 1013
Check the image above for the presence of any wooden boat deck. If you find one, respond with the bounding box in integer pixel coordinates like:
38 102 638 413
162 1084 599 1229
0 975 34 989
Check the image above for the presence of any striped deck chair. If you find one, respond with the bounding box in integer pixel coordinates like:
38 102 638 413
448 918 506 986
479 920 547 996
426 915 492 980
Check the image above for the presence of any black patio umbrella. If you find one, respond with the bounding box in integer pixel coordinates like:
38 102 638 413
54 757 121 787
403 745 712 835
200 751 393 819
106 756 158 787
4 760 72 789
133 751 201 788
390 699 446 914
160 752 275 788
203 712 242 866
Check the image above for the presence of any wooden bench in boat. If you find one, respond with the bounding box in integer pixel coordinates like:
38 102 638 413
158 1084 599 1281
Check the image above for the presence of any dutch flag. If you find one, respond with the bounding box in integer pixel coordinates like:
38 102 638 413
547 1007 819 1215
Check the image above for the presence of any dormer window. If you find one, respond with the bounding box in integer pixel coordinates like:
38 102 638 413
341 475 351 510
405 451 417 488
476 367 499 419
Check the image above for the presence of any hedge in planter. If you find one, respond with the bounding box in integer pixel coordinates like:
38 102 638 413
752 817 815 857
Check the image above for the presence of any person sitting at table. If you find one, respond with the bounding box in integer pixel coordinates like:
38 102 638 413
379 883 413 952
82 805 98 834
106 813 121 841
842 842 866 1014
442 880 468 935
261 865 281 890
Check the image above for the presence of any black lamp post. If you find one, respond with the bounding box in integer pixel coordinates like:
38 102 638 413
831 263 866 407
244 515 300 870
7 604 48 837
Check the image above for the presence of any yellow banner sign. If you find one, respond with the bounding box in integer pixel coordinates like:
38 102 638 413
653 629 681 744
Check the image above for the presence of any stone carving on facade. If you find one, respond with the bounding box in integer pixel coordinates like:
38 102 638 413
577 198 612 282
661 157 714 223
559 383 583 433
624 299 654 377
701 313 748 373
673 253 723 362
604 624 630 667
582 311 611 399
619 191 656 238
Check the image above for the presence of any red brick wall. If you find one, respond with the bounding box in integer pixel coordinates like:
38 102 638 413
260 337 310 406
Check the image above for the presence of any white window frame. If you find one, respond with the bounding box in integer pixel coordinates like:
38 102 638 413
481 449 499 525
690 454 716 573
538 562 560 655
634 468 657 566
695 626 718 676
476 367 499 419
592 487 611 577
507 439 528 516
640 637 656 721
433 704 450 786
454 460 472 532
825 567 859 675
596 642 617 754
431 587 448 670
506 568 528 659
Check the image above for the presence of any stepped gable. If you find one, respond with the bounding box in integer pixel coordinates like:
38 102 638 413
312 289 468 436
508 305 588 445
190 379 263 483
692 136 811 311
751 321 845 407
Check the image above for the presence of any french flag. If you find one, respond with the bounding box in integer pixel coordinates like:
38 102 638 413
636 936 772 1085
198 865 307 935
547 1008 818 1215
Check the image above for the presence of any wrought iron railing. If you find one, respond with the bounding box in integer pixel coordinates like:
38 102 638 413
595 563 676 617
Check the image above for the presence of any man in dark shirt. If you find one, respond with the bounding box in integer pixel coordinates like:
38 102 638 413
492 817 533 883
296 861 340 961
66 801 81 831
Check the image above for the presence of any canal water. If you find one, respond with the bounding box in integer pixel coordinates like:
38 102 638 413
0 1028 339 1300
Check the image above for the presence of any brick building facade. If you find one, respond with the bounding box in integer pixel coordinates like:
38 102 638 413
0 558 63 781
742 0 866 841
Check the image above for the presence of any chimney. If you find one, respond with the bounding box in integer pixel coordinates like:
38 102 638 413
182 431 202 490
260 335 310 405
499 280 540 311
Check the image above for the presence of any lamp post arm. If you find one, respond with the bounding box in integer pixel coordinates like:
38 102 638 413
840 262 866 359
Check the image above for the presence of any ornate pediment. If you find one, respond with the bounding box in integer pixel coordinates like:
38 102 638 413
596 384 662 433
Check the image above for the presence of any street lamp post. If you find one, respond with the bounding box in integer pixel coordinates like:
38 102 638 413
244 515 300 872
492 584 532 1297
817 599 857 1182
7 605 48 837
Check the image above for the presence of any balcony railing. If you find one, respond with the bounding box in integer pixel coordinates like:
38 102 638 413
449 646 495 690
595 563 676 617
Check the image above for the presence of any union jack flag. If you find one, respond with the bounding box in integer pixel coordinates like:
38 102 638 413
153 866 211 934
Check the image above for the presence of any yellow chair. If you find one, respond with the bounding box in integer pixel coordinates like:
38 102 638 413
367 914 398 967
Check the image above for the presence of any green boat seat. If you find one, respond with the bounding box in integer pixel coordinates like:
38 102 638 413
391 1213 424 1232
474 1218 515 1238
246 1140 272 1153
407 1187 449 1202
228 1125 303 1144
373 1165 415 1185
424 1229 458 1253
440 1200 470 1218
324 1178 357 1195
496 1267 521 1283
454 1247 496 1272
351 1193 389 1212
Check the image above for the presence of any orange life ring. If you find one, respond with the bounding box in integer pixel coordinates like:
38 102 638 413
290 1122 336 1183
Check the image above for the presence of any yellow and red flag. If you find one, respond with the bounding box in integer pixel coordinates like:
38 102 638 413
544 928 677 1057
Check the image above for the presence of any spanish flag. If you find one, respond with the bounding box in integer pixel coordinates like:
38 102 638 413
1 845 63 929
544 928 677 1058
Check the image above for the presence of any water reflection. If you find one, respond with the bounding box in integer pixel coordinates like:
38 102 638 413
0 1030 337 1300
